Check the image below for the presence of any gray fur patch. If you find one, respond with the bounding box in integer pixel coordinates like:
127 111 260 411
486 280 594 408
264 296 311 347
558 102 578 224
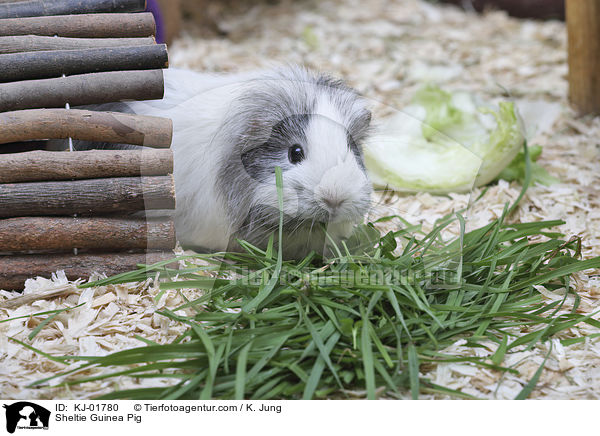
240 114 310 182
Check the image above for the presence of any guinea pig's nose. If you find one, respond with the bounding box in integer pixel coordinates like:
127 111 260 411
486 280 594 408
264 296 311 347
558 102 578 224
323 197 345 211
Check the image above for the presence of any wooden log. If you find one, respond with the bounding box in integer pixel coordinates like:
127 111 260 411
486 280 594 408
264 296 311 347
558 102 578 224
0 176 175 217
567 0 600 115
0 149 173 183
0 13 156 37
0 35 156 54
0 45 168 82
0 251 176 291
0 109 172 147
0 216 175 252
0 0 146 19
0 70 164 112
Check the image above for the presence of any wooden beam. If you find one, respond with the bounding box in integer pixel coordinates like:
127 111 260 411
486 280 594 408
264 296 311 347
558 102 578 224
0 216 175 252
0 35 156 55
0 45 168 82
0 13 156 38
0 176 175 217
0 109 172 148
0 70 164 112
0 251 175 291
567 0 600 115
0 0 146 19
0 149 173 183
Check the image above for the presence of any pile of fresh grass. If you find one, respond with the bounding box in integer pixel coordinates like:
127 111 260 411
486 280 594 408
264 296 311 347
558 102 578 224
11 158 600 400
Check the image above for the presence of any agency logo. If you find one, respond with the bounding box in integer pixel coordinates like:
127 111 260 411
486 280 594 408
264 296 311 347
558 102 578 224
3 402 50 434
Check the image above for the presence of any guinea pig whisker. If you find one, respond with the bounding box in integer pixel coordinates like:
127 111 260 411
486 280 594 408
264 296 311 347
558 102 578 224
308 217 317 238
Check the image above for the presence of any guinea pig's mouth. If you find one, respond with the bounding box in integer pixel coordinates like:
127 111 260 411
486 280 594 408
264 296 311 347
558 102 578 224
283 217 327 234
238 207 332 239
234 205 363 258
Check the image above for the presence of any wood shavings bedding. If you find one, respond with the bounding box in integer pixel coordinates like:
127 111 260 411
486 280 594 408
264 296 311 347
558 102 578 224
1 0 599 399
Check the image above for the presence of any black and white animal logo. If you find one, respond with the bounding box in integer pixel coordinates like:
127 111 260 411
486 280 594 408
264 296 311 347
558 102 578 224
3 402 50 434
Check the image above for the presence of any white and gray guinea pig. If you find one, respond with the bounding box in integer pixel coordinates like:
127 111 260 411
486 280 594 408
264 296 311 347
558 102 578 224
80 66 373 258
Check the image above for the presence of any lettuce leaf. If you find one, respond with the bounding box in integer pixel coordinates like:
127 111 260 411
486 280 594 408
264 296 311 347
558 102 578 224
365 86 527 193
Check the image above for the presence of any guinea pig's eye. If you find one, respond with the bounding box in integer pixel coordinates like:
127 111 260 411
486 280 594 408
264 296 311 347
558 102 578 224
288 144 305 164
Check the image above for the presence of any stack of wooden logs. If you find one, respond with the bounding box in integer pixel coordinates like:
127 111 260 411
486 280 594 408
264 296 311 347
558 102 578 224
0 0 177 290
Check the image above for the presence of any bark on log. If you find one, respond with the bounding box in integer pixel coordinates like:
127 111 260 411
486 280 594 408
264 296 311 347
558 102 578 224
0 149 173 183
0 13 156 37
0 35 155 54
0 176 176 217
0 109 172 148
0 251 176 291
0 0 146 19
567 0 600 115
0 70 164 112
0 45 168 82
0 216 175 252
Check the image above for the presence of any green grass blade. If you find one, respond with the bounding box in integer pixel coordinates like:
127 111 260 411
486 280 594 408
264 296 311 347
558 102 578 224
407 343 420 400
514 345 552 400
235 341 253 400
361 306 376 400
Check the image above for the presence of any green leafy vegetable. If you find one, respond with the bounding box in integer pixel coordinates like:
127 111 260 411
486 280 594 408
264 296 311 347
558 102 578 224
365 85 526 193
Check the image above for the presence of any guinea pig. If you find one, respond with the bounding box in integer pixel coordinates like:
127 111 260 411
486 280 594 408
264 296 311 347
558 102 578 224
75 66 373 258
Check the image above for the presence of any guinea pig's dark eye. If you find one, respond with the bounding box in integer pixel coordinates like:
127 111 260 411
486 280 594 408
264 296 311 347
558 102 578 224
288 144 305 164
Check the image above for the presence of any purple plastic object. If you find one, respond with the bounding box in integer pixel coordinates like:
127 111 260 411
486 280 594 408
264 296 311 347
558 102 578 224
146 0 165 44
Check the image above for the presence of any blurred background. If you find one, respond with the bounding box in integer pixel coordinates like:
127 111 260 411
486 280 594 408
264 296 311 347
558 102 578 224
148 0 569 113
151 0 566 46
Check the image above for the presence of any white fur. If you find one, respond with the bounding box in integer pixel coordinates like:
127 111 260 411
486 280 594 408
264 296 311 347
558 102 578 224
306 95 370 222
124 69 257 249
